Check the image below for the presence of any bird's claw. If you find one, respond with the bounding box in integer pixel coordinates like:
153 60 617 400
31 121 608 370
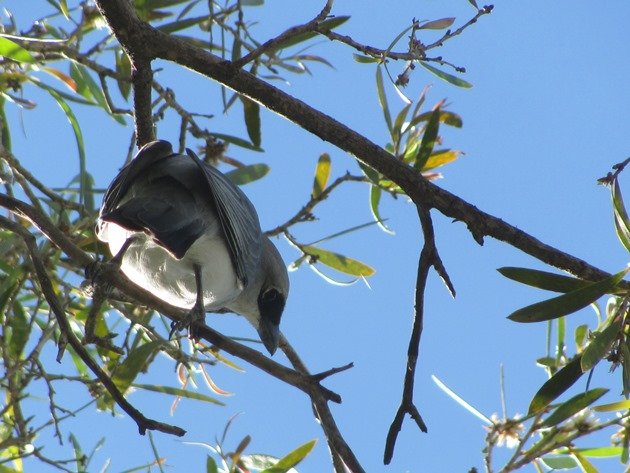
169 305 205 341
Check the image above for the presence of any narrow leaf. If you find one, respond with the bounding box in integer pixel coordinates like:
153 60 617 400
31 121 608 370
302 245 375 277
262 439 317 473
211 132 263 151
499 267 594 293
225 163 269 185
0 37 35 64
555 447 623 457
353 54 378 64
8 300 29 359
369 185 394 234
508 268 628 323
580 317 622 371
432 374 492 424
529 356 584 414
269 16 349 52
206 455 218 473
408 110 463 128
376 66 392 132
419 18 456 30
593 399 630 412
311 153 331 198
132 383 224 405
0 95 11 150
42 67 77 92
420 62 473 88
540 456 578 470
414 105 441 170
612 179 630 253
540 388 608 427
241 96 261 147
571 449 598 473
115 50 132 100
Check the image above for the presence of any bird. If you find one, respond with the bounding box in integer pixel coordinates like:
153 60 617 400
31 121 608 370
96 139 289 355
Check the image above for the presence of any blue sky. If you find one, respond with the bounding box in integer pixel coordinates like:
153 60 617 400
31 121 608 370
5 1 630 471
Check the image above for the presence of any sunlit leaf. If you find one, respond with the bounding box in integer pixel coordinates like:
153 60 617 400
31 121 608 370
302 245 375 277
420 62 473 88
0 37 35 64
115 50 132 100
206 455 218 473
555 447 623 457
580 316 622 371
419 18 456 30
133 383 224 405
593 398 630 412
540 456 578 470
575 324 588 351
432 374 492 424
0 95 11 150
261 439 316 473
353 54 378 64
540 388 607 427
408 110 463 129
529 356 584 414
570 449 598 473
70 63 126 125
312 153 331 198
498 267 596 293
376 66 392 132
414 105 441 170
42 67 77 92
225 163 269 185
508 268 628 323
422 149 461 171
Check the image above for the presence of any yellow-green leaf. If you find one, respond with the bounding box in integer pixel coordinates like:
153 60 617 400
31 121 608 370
414 105 441 170
241 96 261 148
508 268 628 323
133 383 224 405
499 267 595 293
612 179 630 253
312 153 331 198
261 439 317 473
593 398 630 412
0 37 35 64
570 449 598 473
420 62 473 89
376 66 392 132
422 149 461 171
302 245 375 277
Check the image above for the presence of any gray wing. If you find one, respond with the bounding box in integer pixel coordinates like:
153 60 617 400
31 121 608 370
99 140 208 259
185 148 263 288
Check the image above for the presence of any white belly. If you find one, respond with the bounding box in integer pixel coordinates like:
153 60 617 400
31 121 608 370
103 224 240 310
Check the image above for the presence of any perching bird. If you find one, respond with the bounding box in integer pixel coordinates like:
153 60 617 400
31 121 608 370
96 140 289 355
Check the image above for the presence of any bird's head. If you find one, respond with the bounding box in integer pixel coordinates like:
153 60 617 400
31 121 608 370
254 237 289 355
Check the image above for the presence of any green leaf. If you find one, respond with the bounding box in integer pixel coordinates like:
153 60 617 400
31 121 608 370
414 106 441 170
575 324 588 350
132 383 224 405
70 63 126 125
103 341 165 408
353 54 378 64
8 300 29 359
419 18 456 30
507 268 628 323
261 439 317 473
0 95 11 150
540 456 578 470
580 316 622 371
540 388 608 427
612 179 630 253
302 245 375 277
115 50 132 100
376 66 392 132
69 433 84 468
392 103 411 145
312 153 331 198
498 267 596 293
369 185 394 234
211 132 263 151
157 15 208 33
206 455 218 473
45 88 91 209
270 16 349 52
420 62 473 88
529 356 584 414
555 447 623 457
240 96 261 147
225 163 270 185
0 37 35 64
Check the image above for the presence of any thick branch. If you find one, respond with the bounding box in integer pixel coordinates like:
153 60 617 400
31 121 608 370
93 0 618 287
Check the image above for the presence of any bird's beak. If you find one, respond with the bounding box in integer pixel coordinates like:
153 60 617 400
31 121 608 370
257 318 280 355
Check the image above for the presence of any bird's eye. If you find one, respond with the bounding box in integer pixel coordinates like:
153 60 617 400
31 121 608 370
258 288 285 325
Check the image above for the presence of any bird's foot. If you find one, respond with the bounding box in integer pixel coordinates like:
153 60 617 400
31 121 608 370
169 303 205 341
